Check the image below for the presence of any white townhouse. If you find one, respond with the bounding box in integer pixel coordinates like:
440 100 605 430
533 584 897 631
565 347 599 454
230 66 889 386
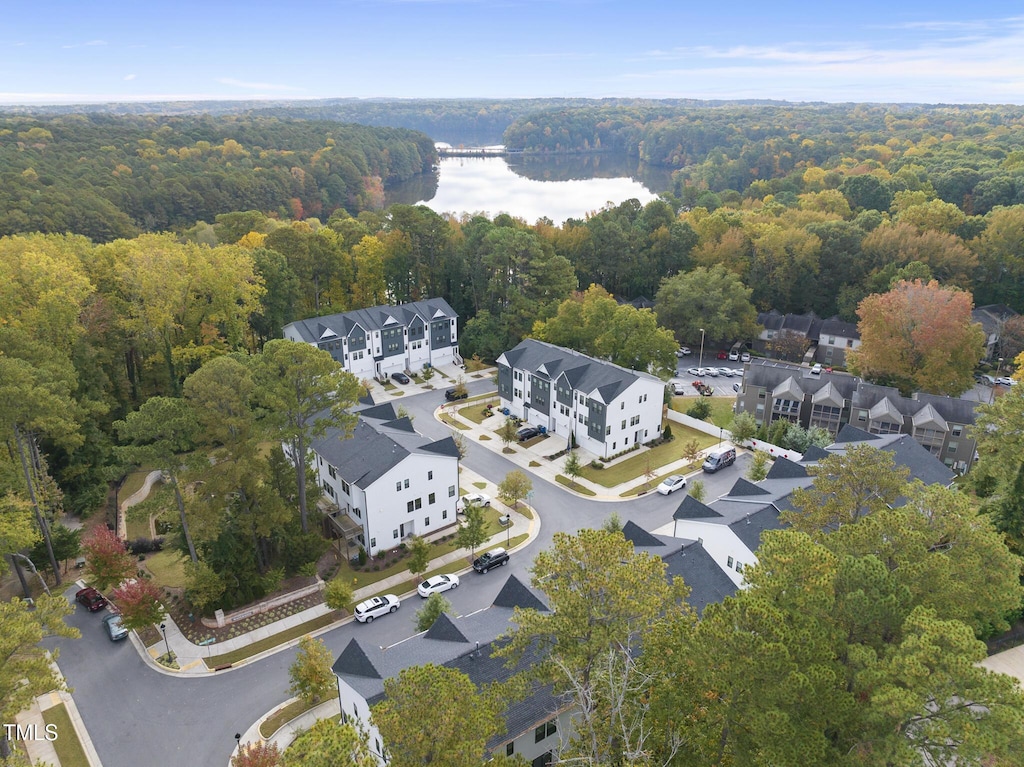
670 427 957 587
333 576 574 767
309 403 461 556
495 339 665 459
283 298 459 381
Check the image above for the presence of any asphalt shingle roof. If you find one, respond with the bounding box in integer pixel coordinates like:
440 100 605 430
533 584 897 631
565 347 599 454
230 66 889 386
285 298 457 342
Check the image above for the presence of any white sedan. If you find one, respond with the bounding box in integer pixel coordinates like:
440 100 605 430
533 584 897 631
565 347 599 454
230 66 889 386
686 367 701 376
353 594 400 623
656 475 688 495
417 574 460 598
456 493 492 512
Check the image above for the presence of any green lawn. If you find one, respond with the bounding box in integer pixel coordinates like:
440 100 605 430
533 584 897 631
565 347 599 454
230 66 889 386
669 396 736 429
120 466 157 503
619 463 705 497
439 412 469 430
580 429 718 487
457 401 499 425
260 698 317 738
42 703 89 767
143 549 188 588
555 475 597 496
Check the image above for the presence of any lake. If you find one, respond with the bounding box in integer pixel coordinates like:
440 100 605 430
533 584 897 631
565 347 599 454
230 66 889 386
385 151 674 225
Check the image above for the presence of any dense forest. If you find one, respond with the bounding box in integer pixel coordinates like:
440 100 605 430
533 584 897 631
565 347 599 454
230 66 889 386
0 114 436 241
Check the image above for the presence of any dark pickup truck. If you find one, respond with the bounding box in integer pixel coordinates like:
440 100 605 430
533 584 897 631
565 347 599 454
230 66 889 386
444 389 468 401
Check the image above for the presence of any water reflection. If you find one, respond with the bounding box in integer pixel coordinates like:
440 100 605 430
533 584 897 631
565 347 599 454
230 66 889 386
385 155 671 225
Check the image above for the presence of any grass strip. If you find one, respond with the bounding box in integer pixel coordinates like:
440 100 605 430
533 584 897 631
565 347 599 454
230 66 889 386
260 698 318 739
439 413 469 430
42 703 89 767
204 611 338 668
554 475 597 496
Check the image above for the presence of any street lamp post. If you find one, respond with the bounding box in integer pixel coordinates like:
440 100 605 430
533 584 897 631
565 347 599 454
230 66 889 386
160 622 171 661
698 328 706 371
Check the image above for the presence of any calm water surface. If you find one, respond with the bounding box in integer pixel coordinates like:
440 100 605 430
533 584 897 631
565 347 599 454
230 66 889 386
385 153 673 225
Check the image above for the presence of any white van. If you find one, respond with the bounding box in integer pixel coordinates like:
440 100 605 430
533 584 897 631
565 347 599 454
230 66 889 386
702 446 736 473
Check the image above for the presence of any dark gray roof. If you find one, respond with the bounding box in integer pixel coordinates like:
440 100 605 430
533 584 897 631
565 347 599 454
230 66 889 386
284 297 457 343
757 310 821 338
493 574 549 612
766 456 809 479
833 424 878 443
802 445 831 462
819 316 860 339
673 494 722 519
729 507 783 553
310 410 456 488
972 304 1018 334
727 478 771 497
850 383 979 428
661 539 738 615
497 339 660 404
621 519 665 548
825 432 955 489
744 358 859 399
332 638 381 679
424 612 470 643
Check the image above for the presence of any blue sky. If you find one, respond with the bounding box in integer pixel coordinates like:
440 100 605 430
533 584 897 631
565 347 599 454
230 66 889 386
4 1 1024 105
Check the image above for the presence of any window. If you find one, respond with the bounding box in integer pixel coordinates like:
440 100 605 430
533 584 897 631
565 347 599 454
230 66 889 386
828 336 836 345
948 441 959 452
621 402 625 410
341 480 350 495
414 497 422 510
396 481 402 492
621 420 626 429
727 556 734 568
393 529 399 539
323 482 335 498
328 465 337 479
352 506 361 518
952 425 963 437
442 509 448 520
606 426 611 435
448 485 456 497
424 517 430 526
507 743 515 757
630 415 640 426
428 492 436 504
370 538 375 549
407 501 415 513
427 470 433 480
535 720 557 742
735 562 744 573
404 479 410 489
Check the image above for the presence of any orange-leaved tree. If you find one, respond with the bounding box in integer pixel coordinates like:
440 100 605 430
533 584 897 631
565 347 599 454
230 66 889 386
847 279 985 396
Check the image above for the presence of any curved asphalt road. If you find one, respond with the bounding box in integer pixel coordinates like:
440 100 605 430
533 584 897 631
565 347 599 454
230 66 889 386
45 380 747 767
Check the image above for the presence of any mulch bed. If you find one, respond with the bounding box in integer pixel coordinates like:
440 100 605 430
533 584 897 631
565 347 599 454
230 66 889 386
158 575 324 645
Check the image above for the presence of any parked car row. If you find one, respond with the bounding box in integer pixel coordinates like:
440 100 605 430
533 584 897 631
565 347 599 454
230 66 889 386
685 367 744 378
75 587 129 641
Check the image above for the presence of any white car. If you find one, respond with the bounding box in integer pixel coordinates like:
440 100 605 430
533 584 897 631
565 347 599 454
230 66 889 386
810 363 822 375
417 574 460 598
728 351 739 361
672 382 686 395
456 493 492 512
353 594 400 623
705 368 718 377
741 352 751 362
996 376 1017 386
676 346 692 356
657 475 687 495
687 367 701 376
718 367 733 377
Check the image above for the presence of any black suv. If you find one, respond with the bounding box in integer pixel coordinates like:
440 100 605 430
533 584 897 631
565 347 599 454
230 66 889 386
472 547 509 573
516 425 540 441
444 388 468 401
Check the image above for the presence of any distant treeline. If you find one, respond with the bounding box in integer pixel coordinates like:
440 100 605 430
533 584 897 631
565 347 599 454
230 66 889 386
0 114 436 242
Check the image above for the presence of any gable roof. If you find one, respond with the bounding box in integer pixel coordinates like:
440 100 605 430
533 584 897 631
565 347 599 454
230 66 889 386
661 539 739 614
727 478 772 497
492 574 549 611
621 519 665 548
766 456 809 480
424 612 470 644
496 339 661 402
284 298 458 343
673 494 722 520
332 638 381 679
729 506 783 553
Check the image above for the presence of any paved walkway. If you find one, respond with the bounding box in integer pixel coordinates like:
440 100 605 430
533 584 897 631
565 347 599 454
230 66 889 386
15 662 102 767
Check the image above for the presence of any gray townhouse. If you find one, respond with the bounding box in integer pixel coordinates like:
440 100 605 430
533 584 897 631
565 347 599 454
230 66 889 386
283 297 459 381
736 360 979 473
756 310 861 368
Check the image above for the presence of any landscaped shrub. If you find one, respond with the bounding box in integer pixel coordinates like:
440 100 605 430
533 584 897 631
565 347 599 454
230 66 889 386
590 460 604 469
687 399 712 420
663 424 673 441
128 536 165 555
358 547 367 566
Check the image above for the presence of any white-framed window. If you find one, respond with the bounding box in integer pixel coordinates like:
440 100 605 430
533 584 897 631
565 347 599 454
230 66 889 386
395 481 402 492
428 492 435 504
428 470 433 480
424 517 430 526
404 478 410 489
448 485 456 497
393 529 399 539
370 537 376 548
727 556 734 568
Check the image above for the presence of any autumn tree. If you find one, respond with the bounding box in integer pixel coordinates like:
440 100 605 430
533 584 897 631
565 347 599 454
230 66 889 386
498 418 518 450
847 279 985 396
406 535 431 579
113 396 200 562
498 470 532 510
83 526 138 591
0 595 79 759
765 329 811 362
252 340 362 533
289 635 336 705
323 578 354 612
372 664 504 767
110 577 165 632
785 444 909 537
232 741 282 767
499 529 691 766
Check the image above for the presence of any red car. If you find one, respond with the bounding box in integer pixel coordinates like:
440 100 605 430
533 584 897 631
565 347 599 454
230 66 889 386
717 350 728 360
76 587 108 612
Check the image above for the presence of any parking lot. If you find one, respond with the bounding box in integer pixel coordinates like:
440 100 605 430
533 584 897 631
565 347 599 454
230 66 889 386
670 351 746 397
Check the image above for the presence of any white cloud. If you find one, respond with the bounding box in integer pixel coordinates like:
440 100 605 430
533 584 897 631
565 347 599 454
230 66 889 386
123 74 136 81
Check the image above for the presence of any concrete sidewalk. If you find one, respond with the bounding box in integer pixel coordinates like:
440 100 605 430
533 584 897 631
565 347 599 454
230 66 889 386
127 464 539 678
439 389 727 501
